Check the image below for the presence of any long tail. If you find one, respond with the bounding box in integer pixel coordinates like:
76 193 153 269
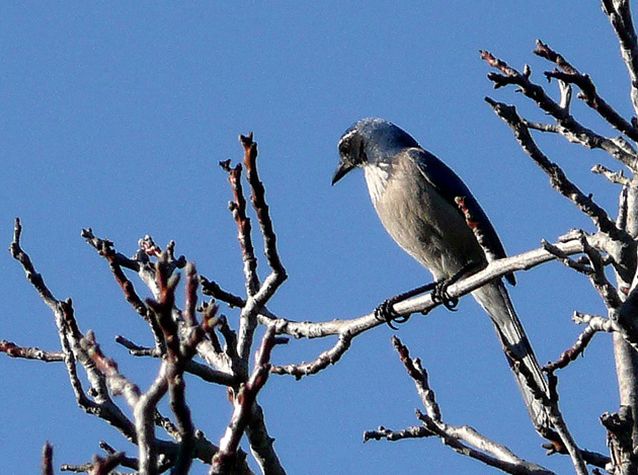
472 281 552 436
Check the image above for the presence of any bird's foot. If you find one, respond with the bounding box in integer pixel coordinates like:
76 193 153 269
430 262 484 312
375 282 438 328
375 298 411 330
431 279 459 311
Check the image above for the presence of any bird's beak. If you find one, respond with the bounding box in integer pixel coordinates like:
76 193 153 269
331 160 355 185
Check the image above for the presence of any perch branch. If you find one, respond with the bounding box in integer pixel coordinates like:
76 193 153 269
270 238 588 377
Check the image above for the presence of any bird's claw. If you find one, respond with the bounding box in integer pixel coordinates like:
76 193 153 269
375 299 410 330
432 280 459 311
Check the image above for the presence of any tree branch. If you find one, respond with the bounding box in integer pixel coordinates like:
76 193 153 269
364 337 555 475
534 39 638 141
481 50 638 170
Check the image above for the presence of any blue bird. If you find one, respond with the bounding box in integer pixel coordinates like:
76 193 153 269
332 117 550 434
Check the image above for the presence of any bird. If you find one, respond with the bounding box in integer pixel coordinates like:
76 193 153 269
332 117 551 436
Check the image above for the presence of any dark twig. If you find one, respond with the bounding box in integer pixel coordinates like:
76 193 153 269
115 335 236 386
115 336 160 357
219 159 260 297
42 442 54 475
200 276 245 308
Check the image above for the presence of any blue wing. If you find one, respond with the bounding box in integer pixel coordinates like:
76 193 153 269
408 148 516 285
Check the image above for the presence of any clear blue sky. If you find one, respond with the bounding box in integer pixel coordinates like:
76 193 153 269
0 2 626 474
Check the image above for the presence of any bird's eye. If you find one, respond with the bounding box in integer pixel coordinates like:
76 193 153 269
339 139 351 156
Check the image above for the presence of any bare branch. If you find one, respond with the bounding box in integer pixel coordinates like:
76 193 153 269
82 228 165 352
0 340 63 362
391 336 441 420
222 134 289 368
481 50 638 169
271 332 353 378
200 276 245 308
523 120 560 133
592 164 631 186
602 0 638 115
601 405 635 474
245 403 286 475
83 331 142 407
240 133 286 280
365 337 555 475
535 39 638 141
582 238 624 309
211 326 281 474
115 336 160 357
10 219 139 444
116 335 236 386
364 425 432 442
485 97 631 244
600 406 636 474
545 312 621 372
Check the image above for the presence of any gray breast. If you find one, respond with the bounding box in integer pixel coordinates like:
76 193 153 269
364 153 485 280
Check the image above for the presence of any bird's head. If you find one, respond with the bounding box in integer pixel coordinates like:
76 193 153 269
332 117 419 185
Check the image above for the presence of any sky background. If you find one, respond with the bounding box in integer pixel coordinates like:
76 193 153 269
0 2 630 474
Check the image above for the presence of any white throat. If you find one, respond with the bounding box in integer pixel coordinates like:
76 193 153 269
363 162 391 203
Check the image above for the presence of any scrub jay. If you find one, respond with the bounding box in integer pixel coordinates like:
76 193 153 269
332 117 550 434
